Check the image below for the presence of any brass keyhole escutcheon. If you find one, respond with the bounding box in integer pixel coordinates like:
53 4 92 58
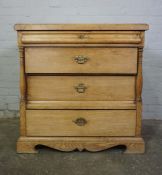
73 118 87 126
75 83 87 93
79 34 85 39
74 55 88 64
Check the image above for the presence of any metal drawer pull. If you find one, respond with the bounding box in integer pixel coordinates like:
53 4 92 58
73 118 87 126
74 55 88 64
75 83 87 93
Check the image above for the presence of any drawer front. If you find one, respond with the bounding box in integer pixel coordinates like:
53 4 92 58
22 31 142 44
25 48 137 74
27 76 135 101
26 110 136 136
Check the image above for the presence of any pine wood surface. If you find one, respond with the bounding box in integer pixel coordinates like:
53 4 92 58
17 136 145 154
27 76 135 101
25 47 137 74
15 24 148 153
27 100 136 109
26 110 136 137
21 31 142 44
14 23 149 31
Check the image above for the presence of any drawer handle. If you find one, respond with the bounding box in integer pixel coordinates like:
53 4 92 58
73 118 87 126
75 83 87 93
74 55 88 64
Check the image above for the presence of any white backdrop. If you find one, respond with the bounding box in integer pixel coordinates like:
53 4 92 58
0 0 162 119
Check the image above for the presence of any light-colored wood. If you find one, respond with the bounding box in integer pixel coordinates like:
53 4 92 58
15 24 148 154
19 46 26 136
136 48 143 136
27 76 135 101
25 47 137 74
22 44 145 48
26 110 136 136
27 100 136 109
17 136 145 154
14 24 149 31
21 31 142 44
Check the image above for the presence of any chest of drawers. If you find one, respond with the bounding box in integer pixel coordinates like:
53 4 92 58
15 24 149 153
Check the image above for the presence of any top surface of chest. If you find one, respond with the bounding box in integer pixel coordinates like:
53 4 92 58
15 24 149 31
15 24 148 46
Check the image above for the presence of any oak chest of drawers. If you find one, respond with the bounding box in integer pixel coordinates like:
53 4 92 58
15 24 149 153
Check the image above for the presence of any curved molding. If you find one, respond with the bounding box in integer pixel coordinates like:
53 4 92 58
17 137 145 154
36 143 118 152
21 32 142 44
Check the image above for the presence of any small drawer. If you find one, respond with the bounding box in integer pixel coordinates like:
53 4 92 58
21 31 142 44
27 76 135 101
26 110 136 136
25 47 137 74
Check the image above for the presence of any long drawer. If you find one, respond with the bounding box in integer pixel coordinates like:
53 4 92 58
25 47 137 74
27 76 135 101
26 110 136 136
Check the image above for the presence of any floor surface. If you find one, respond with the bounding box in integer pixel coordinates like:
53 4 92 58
0 118 162 175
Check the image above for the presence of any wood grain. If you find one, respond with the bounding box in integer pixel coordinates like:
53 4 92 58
136 48 143 136
25 47 137 74
19 47 26 136
14 24 149 31
26 110 136 137
15 24 148 154
21 31 142 44
17 136 145 154
27 100 136 109
27 76 136 101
